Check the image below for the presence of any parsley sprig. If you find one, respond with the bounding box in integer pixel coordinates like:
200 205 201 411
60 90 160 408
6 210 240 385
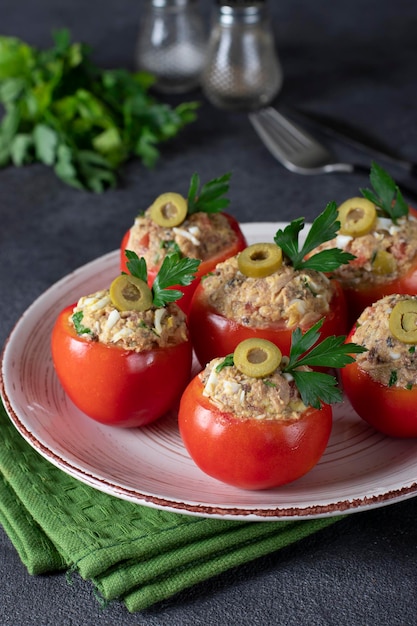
360 161 409 224
125 249 200 308
0 30 199 192
281 319 366 408
273 201 355 271
187 172 231 215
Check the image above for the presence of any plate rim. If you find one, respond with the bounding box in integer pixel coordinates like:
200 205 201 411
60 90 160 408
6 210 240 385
2 222 417 521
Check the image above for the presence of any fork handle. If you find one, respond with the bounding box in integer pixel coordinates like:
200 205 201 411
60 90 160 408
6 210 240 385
286 107 417 176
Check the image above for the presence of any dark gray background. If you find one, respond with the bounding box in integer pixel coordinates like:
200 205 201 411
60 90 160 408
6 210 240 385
1 1 417 624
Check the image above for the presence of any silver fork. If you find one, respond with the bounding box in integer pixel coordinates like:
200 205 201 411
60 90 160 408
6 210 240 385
248 106 417 203
249 107 365 175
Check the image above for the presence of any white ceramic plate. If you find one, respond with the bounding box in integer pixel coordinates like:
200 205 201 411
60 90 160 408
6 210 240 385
2 222 417 521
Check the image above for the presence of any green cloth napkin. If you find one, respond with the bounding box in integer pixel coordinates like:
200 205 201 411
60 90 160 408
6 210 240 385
0 400 340 613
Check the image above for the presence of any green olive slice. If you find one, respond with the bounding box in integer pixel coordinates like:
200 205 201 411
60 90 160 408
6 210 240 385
389 299 417 344
110 274 153 312
371 250 396 275
237 243 283 278
338 197 377 237
149 192 188 228
234 338 282 378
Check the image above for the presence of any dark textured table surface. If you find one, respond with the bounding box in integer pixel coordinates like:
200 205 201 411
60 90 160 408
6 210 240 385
1 1 417 624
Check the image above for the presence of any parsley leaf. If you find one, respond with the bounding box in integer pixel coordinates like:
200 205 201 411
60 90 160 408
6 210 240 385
215 354 235 373
72 311 92 336
125 250 148 282
388 370 398 387
33 124 58 165
0 30 199 192
360 161 409 223
274 201 355 271
290 370 341 408
152 253 201 307
161 240 182 256
282 319 367 409
187 172 231 215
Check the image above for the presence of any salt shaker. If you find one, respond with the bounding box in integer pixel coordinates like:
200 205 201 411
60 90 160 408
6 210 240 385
201 0 283 111
135 0 207 94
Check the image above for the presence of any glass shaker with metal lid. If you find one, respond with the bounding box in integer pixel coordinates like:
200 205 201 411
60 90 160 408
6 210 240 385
201 0 283 110
135 0 207 94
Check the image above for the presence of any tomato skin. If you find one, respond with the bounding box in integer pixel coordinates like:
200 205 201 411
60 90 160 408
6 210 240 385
178 375 332 490
341 328 417 438
343 258 417 324
51 305 192 427
120 213 247 313
189 279 347 367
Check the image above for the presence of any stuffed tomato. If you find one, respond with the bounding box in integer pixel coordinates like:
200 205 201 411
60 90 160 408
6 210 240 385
189 201 350 367
340 253 417 324
179 374 332 490
51 251 199 427
120 172 247 313
311 162 417 323
52 304 192 427
179 329 364 490
341 294 417 438
189 271 347 367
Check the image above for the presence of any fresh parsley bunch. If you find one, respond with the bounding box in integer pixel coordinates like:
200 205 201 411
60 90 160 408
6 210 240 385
0 30 199 192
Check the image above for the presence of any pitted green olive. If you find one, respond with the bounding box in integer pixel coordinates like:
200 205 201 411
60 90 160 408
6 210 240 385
338 197 377 237
110 274 153 312
233 338 282 378
371 250 396 275
237 243 283 278
149 192 188 228
389 299 417 344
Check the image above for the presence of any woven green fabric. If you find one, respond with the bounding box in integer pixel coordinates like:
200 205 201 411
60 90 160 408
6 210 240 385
0 400 340 613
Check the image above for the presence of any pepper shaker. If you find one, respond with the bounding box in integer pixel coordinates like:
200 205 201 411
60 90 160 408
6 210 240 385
201 0 283 111
135 0 207 94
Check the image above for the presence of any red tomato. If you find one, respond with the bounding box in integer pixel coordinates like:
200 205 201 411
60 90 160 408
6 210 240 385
189 279 347 367
341 327 417 438
343 257 417 324
178 375 332 490
120 213 247 313
51 305 192 427
343 208 417 323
